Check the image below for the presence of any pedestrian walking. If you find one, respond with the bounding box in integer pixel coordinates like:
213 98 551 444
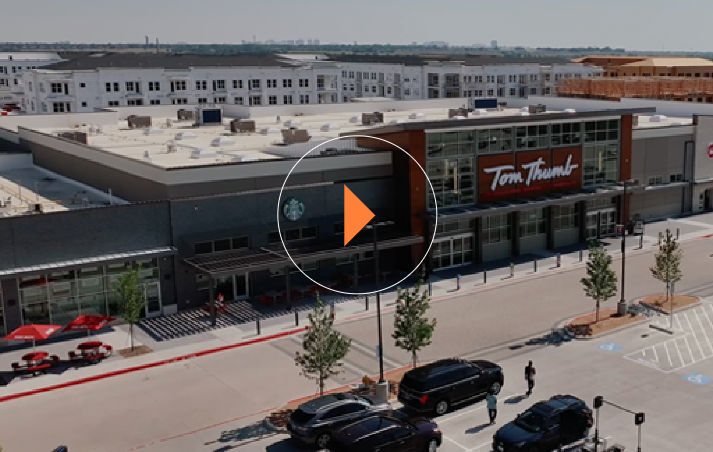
525 360 536 397
486 392 497 425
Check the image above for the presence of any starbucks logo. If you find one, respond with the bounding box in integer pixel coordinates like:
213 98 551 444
283 198 305 221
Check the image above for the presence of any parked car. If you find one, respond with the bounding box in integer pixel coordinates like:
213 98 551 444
328 414 442 452
398 358 505 416
492 394 594 452
287 393 392 449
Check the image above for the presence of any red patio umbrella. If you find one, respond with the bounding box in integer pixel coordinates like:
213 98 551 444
62 315 116 336
3 324 62 350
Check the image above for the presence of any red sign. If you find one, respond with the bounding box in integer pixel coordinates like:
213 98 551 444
478 147 583 203
708 143 713 159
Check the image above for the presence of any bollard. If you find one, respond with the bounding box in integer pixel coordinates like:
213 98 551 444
295 310 299 326
658 231 663 245
428 282 432 296
533 259 537 272
483 269 487 284
676 228 680 240
510 262 514 278
456 274 461 290
256 316 261 335
579 249 583 262
365 295 369 310
556 253 561 268
639 234 643 249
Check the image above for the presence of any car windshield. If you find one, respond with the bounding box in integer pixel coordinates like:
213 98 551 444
515 411 547 432
290 408 316 425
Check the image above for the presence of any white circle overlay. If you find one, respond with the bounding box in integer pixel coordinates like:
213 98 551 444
276 134 438 296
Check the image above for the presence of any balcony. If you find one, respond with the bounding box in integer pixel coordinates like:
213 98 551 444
316 85 338 91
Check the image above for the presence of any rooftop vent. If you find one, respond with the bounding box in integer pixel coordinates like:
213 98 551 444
211 136 235 147
451 115 466 120
408 112 425 119
649 115 667 122
234 154 263 162
320 123 341 132
175 132 196 141
190 148 218 159
143 150 152 162
144 127 164 135
349 116 360 123
166 140 177 153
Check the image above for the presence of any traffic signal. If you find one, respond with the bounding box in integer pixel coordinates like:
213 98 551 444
635 412 645 425
594 396 604 409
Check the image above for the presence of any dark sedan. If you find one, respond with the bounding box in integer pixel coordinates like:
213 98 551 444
329 415 442 452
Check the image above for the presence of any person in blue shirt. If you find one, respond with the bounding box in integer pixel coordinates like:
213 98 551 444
486 391 498 425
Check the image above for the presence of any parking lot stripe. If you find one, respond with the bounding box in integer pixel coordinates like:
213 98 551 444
674 336 690 366
443 435 470 451
684 312 707 361
697 307 713 355
664 341 673 367
652 346 659 363
682 335 699 363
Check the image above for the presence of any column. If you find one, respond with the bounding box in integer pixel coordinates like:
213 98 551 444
511 211 521 257
424 219 434 281
474 217 484 265
596 211 602 239
1 278 22 332
546 206 555 250
578 201 588 243
284 266 292 309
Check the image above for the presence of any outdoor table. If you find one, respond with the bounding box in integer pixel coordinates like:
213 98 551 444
77 341 103 351
22 351 49 365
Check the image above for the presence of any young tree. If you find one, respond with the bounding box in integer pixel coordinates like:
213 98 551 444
650 228 683 325
295 296 351 396
392 280 437 368
580 242 618 323
113 266 146 351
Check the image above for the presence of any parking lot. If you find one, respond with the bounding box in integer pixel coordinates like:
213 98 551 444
190 314 713 452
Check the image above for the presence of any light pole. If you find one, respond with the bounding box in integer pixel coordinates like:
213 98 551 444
618 179 638 315
366 219 393 400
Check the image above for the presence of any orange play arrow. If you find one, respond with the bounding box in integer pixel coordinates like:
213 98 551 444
344 185 375 246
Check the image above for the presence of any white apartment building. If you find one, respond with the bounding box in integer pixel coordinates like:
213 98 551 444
0 52 64 106
19 53 602 114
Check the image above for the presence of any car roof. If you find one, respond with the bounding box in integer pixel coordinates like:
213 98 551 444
405 358 468 380
528 395 586 416
298 393 357 414
340 416 402 446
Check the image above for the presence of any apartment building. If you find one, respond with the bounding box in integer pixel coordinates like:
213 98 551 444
0 52 64 106
19 53 601 114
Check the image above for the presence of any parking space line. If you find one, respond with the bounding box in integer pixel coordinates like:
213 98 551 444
652 346 659 363
470 441 492 451
683 335 700 363
684 312 707 361
673 336 687 366
443 434 470 451
664 341 673 366
675 313 685 332
696 308 713 355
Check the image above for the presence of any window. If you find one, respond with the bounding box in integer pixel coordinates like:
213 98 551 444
371 86 376 93
334 222 344 234
250 79 260 89
148 81 160 91
194 242 213 255
127 99 143 106
283 227 319 242
530 87 537 95
349 71 355 78
171 98 188 105
476 128 513 154
195 236 249 255
550 122 582 146
113 82 119 91
283 95 293 104
81 101 87 107
214 97 226 104
299 78 309 87
342 70 347 77
79 82 86 88
107 101 119 107
196 274 210 291
213 80 226 91
544 87 551 95
171 81 186 91
648 175 663 186
670 173 684 183
515 124 549 150
583 143 619 186
404 88 411 96
268 95 277 105
497 75 505 84
435 219 474 235
196 80 207 90
52 102 70 113
50 82 63 93
126 82 138 92
283 79 292 88
268 231 281 244
553 204 579 230
232 236 249 249
509 88 516 96
198 98 208 104
482 214 511 244
41 102 48 112
234 96 244 105
249 95 261 105
299 94 310 104
150 99 161 105
387 87 392 95
266 79 277 88
487 89 494 96
497 88 504 96
519 208 547 237
584 119 619 143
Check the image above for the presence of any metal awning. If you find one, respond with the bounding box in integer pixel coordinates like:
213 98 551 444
425 185 648 223
184 234 423 277
0 246 177 279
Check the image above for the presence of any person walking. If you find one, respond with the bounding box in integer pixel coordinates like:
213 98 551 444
486 391 498 425
525 360 536 397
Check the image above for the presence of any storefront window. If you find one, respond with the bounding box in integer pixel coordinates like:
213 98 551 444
583 119 619 143
482 214 512 244
515 125 549 150
550 122 582 146
553 204 580 230
584 143 619 186
435 219 475 236
426 158 475 209
520 208 547 237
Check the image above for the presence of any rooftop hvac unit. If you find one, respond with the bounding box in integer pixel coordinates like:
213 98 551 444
320 123 341 132
144 127 164 135
174 132 196 140
177 109 194 121
194 107 222 126
448 108 469 118
528 104 546 114
127 115 152 129
260 127 280 135
362 112 384 125
281 129 311 144
190 148 218 159
230 119 255 133
349 116 360 123
211 136 235 147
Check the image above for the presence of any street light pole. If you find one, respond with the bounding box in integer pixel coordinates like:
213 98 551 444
372 221 385 384
620 181 628 305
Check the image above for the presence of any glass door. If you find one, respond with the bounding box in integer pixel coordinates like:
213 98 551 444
144 282 162 318
600 209 617 237
586 212 598 240
215 276 234 302
432 234 474 271
235 274 248 300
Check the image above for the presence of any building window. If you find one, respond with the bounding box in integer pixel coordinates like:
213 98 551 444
670 173 684 183
150 99 161 105
544 87 551 95
234 97 244 105
250 79 260 89
81 101 87 107
435 219 474 236
283 95 293 104
52 102 70 113
79 82 86 88
148 81 160 91
194 242 213 255
107 101 119 107
171 98 188 105
299 94 310 104
233 80 243 89
50 83 63 93
476 128 513 154
530 87 537 95
268 231 281 244
550 122 582 146
126 82 139 92
170 81 186 91
487 89 494 96
198 98 207 104
497 88 504 97
266 79 277 88
268 95 277 105
213 80 226 91
249 95 261 106
127 99 143 106
196 80 207 90
213 97 226 104
519 208 547 237
334 222 344 235
272 227 318 243
553 204 579 230
425 138 475 209
583 143 619 187
283 79 292 88
584 119 619 143
299 78 309 88
648 175 663 186
515 124 549 150
482 214 511 244
404 88 411 96
195 236 249 255
509 88 516 96
41 102 48 112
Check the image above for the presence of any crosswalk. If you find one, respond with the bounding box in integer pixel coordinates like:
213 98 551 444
623 301 713 373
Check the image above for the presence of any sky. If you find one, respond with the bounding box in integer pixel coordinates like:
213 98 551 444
3 0 710 52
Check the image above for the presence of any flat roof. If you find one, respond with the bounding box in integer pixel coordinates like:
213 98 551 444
40 53 299 71
31 105 689 170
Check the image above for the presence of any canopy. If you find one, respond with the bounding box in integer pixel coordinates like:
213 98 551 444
4 324 62 342
62 315 116 334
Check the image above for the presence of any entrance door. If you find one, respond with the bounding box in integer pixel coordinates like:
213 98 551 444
235 274 248 300
600 209 616 237
215 276 234 301
144 282 162 318
585 212 598 240
432 234 474 271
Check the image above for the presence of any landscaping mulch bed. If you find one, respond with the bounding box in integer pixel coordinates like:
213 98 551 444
267 366 412 429
641 294 700 312
566 308 645 338
118 345 153 358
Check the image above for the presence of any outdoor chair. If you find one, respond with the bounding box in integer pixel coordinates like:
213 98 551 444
50 355 60 365
68 351 80 360
103 345 113 357
11 362 23 374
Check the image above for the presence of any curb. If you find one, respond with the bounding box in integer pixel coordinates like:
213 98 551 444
568 318 649 341
0 326 307 404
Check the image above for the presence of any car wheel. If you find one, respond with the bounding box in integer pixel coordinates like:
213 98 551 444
316 433 331 449
425 438 439 452
489 382 502 395
434 399 450 416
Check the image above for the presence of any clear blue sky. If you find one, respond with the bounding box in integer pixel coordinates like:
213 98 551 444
4 0 709 52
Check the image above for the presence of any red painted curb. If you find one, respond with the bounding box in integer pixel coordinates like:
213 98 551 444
0 326 307 404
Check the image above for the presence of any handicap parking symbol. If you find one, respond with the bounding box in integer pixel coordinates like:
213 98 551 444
684 373 712 385
598 342 623 352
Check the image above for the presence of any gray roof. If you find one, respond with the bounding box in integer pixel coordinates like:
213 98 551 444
325 54 572 66
42 53 295 70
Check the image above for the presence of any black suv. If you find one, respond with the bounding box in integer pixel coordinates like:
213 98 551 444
287 393 392 449
329 414 442 452
398 358 504 416
493 395 594 452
